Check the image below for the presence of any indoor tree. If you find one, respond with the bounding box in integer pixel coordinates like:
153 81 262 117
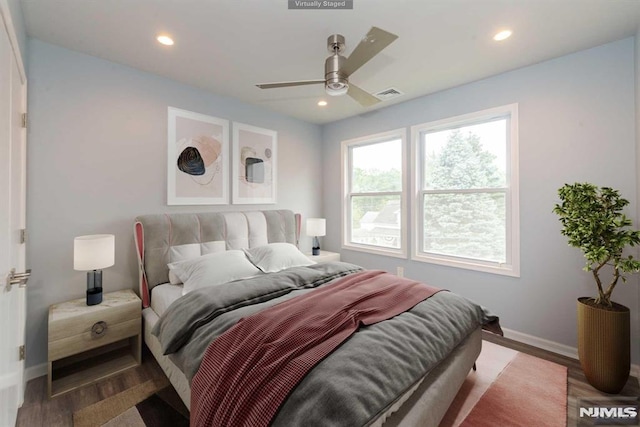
553 182 640 307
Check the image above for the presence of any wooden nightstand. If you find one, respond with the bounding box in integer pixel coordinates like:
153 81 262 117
306 250 341 264
48 289 141 398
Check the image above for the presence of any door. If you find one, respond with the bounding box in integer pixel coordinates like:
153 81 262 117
0 4 28 426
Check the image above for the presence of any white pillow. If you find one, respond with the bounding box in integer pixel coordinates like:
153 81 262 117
168 250 262 295
244 242 315 273
168 240 226 285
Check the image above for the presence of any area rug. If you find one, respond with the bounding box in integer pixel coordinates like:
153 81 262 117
73 378 188 427
441 341 568 427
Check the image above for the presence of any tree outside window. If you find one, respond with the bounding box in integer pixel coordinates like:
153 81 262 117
412 104 519 276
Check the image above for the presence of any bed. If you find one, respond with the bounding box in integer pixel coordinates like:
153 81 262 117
134 209 499 427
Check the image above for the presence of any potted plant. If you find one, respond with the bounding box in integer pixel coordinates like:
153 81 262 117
553 182 640 393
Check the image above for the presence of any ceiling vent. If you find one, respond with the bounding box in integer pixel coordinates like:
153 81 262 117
374 87 404 101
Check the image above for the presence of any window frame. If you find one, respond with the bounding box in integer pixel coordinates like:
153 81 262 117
341 128 407 258
410 104 520 276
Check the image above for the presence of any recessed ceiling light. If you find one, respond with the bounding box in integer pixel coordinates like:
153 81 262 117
317 100 328 107
157 35 174 46
493 30 512 41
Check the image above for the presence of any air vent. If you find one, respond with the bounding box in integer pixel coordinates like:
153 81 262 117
374 87 404 101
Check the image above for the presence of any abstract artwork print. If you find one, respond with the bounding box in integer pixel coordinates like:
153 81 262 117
167 107 229 205
232 122 277 204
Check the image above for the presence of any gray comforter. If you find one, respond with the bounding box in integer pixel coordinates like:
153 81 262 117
152 262 499 426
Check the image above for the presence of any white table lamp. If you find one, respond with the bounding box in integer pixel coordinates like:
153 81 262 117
74 234 115 305
306 218 326 256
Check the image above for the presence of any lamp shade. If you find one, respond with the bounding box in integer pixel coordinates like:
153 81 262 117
306 218 326 237
74 234 115 271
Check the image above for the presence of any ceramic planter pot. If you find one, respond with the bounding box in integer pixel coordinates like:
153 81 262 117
577 297 630 394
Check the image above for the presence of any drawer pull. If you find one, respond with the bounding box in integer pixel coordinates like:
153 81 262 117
91 321 108 338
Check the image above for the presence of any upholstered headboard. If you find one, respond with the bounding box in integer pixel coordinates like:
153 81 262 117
134 210 300 308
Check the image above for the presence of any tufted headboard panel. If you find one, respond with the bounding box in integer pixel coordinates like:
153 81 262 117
134 210 300 307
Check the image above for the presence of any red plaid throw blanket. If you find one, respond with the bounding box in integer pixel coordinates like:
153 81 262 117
190 270 442 427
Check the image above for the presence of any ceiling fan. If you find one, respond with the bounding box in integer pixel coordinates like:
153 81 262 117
256 27 398 107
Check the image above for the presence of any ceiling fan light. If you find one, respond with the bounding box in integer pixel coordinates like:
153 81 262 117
325 76 349 96
326 84 349 96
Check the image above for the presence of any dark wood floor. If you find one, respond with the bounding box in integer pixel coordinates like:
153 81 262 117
16 336 640 427
16 347 169 427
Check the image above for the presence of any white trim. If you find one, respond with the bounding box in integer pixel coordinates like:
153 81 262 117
341 128 407 258
413 253 519 277
24 363 47 382
502 327 640 378
341 244 408 259
410 103 520 277
502 327 578 359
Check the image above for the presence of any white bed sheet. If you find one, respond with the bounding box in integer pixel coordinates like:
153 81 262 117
150 283 183 317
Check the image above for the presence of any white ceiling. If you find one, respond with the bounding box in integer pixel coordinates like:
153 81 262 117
20 0 640 124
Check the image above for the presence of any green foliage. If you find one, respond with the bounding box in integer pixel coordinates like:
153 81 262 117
424 130 506 262
349 130 508 256
352 168 401 192
553 182 640 306
425 130 504 189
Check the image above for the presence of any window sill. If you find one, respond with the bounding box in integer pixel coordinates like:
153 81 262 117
342 243 407 259
411 253 520 277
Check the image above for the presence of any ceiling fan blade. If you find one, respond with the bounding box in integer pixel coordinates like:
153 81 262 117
256 80 325 89
347 84 381 107
343 27 398 77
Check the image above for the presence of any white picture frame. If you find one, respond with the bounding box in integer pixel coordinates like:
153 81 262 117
167 107 229 205
232 122 277 204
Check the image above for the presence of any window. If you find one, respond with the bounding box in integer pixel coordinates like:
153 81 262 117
342 129 406 257
411 104 519 276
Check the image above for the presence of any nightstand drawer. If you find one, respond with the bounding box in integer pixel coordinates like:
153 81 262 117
48 317 140 361
49 298 139 342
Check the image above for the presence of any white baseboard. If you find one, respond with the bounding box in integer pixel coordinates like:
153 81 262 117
502 327 579 359
25 363 47 382
502 327 640 379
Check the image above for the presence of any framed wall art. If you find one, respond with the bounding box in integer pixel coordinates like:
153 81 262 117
232 122 277 204
167 107 229 205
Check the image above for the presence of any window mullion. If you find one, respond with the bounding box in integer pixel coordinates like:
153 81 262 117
411 103 519 276
349 191 402 198
421 188 507 195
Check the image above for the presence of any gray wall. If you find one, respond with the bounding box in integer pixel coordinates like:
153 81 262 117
322 38 640 364
5 0 26 67
25 40 323 368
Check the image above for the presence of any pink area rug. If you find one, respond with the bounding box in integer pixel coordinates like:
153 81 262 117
441 341 568 427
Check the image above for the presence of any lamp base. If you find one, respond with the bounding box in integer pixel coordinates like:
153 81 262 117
86 287 103 306
312 247 320 256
